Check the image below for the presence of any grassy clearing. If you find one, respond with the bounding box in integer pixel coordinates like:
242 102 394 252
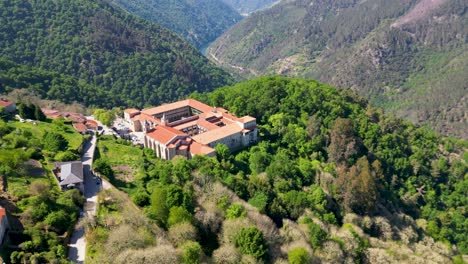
13 120 83 150
96 136 144 169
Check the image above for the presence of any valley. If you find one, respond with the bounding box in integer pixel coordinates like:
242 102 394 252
0 0 466 263
208 0 468 139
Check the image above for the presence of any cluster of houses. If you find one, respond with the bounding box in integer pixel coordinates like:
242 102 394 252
42 109 98 134
124 99 258 160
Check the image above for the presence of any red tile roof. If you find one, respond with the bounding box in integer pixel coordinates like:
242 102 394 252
146 126 187 145
131 113 160 124
191 123 243 145
73 123 87 132
85 120 98 129
124 108 140 114
189 141 216 156
0 99 14 108
142 99 214 116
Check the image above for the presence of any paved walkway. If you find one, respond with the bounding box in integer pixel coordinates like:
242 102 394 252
68 135 98 264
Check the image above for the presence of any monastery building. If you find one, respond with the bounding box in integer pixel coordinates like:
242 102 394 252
124 99 257 160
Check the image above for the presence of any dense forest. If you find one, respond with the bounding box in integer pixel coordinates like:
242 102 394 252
84 77 466 263
208 0 467 139
0 0 232 109
107 0 242 49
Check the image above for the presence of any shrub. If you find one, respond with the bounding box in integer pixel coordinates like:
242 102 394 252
131 192 150 207
288 247 310 264
105 225 147 257
248 192 268 213
115 245 179 264
303 218 327 249
43 132 68 152
181 241 202 264
234 227 268 260
54 151 79 162
168 222 198 246
212 245 241 264
221 218 252 244
168 206 192 227
226 204 246 219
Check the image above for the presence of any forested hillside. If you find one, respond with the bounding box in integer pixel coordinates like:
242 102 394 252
0 0 232 109
208 0 467 138
82 77 466 263
221 0 279 15
107 0 242 49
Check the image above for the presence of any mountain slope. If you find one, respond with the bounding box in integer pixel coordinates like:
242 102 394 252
0 0 232 108
208 0 468 138
107 0 243 49
89 77 465 262
221 0 279 15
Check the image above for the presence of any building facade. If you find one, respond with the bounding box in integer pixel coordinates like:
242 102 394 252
0 206 9 244
126 99 258 160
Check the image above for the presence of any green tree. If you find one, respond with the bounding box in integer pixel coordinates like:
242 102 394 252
215 143 230 161
248 192 268 213
181 241 202 264
288 247 310 264
226 204 246 219
304 219 327 249
43 132 68 152
234 227 268 259
167 206 192 227
44 210 70 233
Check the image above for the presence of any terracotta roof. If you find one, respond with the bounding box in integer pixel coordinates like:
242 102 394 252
197 119 220 131
187 99 215 113
191 123 242 145
142 99 214 116
0 207 6 223
73 123 87 132
221 112 241 122
86 120 98 129
146 126 187 145
240 116 256 123
65 113 86 123
124 108 140 114
0 99 14 108
189 141 215 156
131 113 160 124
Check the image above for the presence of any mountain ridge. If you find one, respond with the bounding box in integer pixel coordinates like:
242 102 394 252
208 0 467 139
107 0 243 49
0 0 233 109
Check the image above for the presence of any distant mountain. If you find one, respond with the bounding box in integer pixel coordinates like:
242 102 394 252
108 0 242 49
208 0 468 138
221 0 279 15
0 0 233 108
